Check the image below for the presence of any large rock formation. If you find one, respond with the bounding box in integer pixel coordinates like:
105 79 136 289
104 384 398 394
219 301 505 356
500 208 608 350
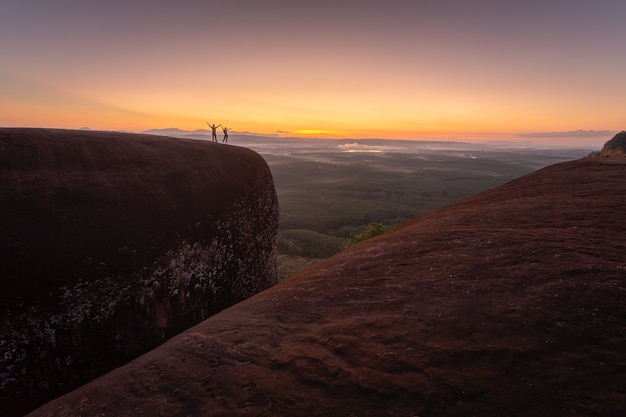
25 157 626 417
0 128 279 416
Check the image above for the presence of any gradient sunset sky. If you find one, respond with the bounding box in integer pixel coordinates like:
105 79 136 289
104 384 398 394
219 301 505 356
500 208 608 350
1 0 624 144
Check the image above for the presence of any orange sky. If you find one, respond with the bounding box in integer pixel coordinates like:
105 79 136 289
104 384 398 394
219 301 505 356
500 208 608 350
1 1 624 145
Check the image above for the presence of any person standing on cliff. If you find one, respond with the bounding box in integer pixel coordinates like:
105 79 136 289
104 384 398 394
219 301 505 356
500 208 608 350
222 126 231 144
207 122 221 142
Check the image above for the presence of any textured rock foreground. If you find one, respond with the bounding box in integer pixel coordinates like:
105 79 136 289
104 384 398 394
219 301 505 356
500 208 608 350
0 129 278 416
27 158 626 416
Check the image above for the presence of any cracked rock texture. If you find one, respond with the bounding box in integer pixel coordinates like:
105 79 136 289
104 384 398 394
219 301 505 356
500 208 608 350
0 128 278 416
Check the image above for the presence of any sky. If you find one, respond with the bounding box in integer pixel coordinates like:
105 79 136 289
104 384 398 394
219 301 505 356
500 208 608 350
1 0 624 145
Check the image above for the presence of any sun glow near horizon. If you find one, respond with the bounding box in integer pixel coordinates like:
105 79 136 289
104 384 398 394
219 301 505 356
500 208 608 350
0 89 615 146
1 68 618 146
1 2 624 147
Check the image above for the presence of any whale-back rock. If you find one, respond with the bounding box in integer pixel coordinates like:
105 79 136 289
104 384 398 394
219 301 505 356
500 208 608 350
25 157 626 417
0 128 278 416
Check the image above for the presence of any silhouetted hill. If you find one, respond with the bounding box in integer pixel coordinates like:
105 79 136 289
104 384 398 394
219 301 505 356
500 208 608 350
27 158 626 417
600 130 626 156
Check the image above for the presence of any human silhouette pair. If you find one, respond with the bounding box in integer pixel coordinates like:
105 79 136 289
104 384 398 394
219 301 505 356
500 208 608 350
207 122 231 143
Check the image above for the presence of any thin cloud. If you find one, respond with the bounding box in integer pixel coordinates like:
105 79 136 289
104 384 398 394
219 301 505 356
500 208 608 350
520 130 615 138
0 69 155 120
293 129 343 136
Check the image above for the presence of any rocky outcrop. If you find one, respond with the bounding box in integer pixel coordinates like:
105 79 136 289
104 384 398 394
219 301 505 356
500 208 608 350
25 157 626 417
0 128 279 416
600 130 626 156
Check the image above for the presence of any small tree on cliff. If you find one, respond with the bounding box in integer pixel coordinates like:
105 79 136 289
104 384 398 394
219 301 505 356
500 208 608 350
342 222 387 249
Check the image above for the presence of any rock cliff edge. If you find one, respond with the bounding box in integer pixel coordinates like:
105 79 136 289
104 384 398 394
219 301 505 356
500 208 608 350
0 128 279 416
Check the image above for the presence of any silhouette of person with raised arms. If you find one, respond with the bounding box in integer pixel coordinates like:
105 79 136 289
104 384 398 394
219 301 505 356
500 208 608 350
207 122 221 142
222 126 231 144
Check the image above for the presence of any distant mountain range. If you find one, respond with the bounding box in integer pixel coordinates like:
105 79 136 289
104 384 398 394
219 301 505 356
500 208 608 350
142 128 260 138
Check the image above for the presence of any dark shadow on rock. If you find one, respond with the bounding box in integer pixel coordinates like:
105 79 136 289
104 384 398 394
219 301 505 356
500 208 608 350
25 158 626 417
0 128 279 416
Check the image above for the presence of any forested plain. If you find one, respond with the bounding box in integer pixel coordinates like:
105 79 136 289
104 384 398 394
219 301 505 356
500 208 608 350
168 132 595 281
236 138 594 280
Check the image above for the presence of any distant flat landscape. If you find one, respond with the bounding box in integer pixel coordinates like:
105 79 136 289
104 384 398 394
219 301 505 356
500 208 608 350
146 130 595 279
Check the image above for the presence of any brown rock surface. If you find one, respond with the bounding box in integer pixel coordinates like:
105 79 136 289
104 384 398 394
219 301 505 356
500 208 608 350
27 158 626 416
0 128 278 416
600 130 626 157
